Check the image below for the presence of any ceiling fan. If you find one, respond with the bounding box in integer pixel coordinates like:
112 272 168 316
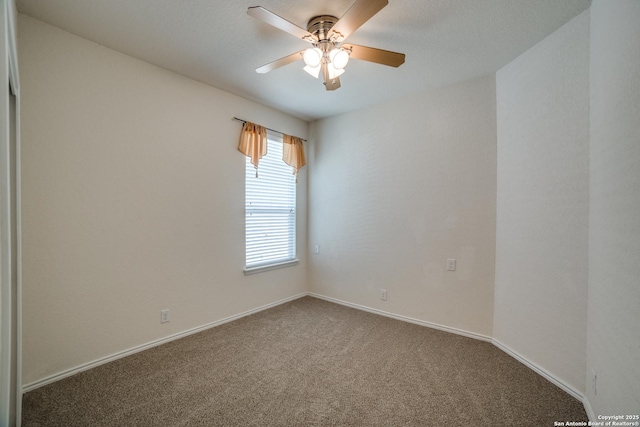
247 0 405 91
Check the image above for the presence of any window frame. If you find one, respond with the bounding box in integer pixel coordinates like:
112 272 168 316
243 132 299 275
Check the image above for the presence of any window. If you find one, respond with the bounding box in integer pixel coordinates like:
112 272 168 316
244 134 297 274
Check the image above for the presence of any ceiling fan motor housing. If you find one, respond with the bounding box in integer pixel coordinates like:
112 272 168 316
307 15 338 42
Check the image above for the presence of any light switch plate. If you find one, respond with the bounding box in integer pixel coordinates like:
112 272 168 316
447 259 456 271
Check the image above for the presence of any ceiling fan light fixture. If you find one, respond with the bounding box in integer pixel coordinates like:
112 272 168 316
327 63 345 80
303 64 321 78
329 48 350 70
303 47 323 68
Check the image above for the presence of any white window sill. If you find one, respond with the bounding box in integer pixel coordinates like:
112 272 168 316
243 259 300 275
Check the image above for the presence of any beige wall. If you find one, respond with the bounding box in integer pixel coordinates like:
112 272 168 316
494 10 590 394
18 15 308 386
308 76 497 338
587 0 640 416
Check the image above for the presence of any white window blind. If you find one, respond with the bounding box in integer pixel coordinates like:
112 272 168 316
245 134 297 271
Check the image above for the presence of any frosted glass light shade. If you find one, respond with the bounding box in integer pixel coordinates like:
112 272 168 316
329 48 349 69
327 63 345 79
303 48 323 68
303 65 321 78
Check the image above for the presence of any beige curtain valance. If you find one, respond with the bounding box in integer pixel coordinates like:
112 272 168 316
283 134 306 179
237 121 267 176
236 118 306 181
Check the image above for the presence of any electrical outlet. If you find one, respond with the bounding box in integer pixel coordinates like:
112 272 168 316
161 309 170 323
447 258 456 271
380 289 387 301
592 369 597 395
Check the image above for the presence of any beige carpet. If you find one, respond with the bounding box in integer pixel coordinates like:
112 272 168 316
22 296 587 426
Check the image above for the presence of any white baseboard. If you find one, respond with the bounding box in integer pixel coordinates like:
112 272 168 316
307 292 493 343
491 338 584 402
22 292 308 393
583 395 596 422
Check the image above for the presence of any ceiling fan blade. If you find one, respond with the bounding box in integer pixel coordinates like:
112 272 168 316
248 7 315 42
256 51 304 74
328 0 388 42
325 77 341 91
342 43 405 67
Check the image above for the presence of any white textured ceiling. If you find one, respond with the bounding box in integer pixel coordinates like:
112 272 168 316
16 0 591 121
